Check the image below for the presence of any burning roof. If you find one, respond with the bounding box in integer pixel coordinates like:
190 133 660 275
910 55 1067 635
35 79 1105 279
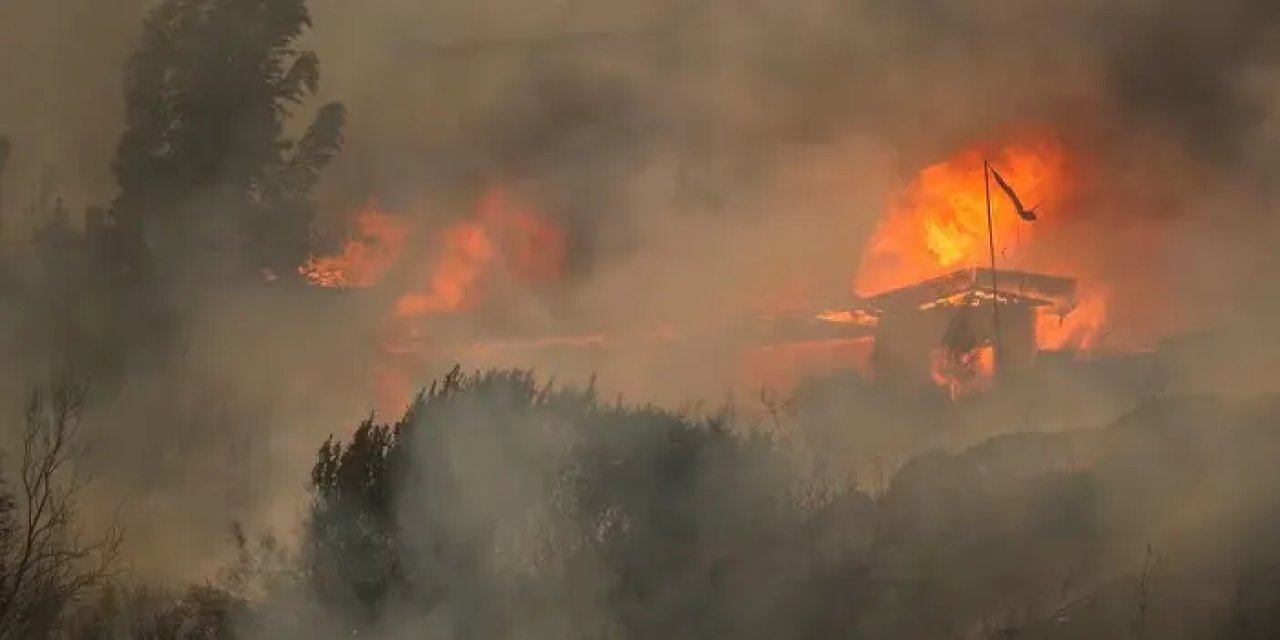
851 267 1077 316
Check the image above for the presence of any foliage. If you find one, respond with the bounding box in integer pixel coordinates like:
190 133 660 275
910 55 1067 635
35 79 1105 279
305 366 802 637
62 584 243 640
111 0 346 277
296 371 1280 640
0 375 121 639
12 367 1280 639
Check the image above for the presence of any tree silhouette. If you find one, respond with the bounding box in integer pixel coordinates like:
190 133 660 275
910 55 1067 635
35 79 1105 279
111 0 346 278
303 367 802 637
0 375 121 638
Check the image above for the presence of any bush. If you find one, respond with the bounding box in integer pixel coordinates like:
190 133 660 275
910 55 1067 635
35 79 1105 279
304 366 803 638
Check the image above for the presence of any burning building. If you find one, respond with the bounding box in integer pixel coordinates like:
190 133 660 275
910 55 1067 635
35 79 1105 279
842 267 1078 397
296 129 1123 407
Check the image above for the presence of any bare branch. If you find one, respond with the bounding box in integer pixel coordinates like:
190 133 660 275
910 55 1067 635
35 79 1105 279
0 374 119 639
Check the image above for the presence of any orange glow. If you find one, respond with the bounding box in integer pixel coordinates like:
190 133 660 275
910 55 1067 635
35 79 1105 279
815 309 879 327
393 222 495 318
740 337 875 391
391 187 566 322
299 205 410 288
930 344 996 399
855 132 1117 365
477 188 566 284
1037 284 1110 352
298 187 569 416
856 135 1069 295
305 131 1145 409
374 186 567 414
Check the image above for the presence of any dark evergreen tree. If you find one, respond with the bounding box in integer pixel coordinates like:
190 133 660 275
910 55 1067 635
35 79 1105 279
111 0 345 279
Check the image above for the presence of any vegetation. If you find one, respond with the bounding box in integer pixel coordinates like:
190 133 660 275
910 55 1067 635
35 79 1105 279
0 377 120 639
3 0 1280 639
111 0 345 278
304 367 800 637
1 0 347 386
3 367 1277 639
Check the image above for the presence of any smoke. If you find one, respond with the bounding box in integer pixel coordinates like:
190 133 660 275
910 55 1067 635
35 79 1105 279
0 0 147 229
4 0 1280 622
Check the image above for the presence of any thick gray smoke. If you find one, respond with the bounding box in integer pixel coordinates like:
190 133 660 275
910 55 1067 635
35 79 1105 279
4 0 1280 609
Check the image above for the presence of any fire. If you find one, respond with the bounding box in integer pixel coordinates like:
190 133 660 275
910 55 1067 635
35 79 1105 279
930 344 996 399
815 309 878 327
855 132 1116 359
855 135 1070 295
392 222 495 318
1037 283 1110 352
391 187 566 322
299 205 410 288
298 186 567 416
301 131 1130 408
376 186 566 414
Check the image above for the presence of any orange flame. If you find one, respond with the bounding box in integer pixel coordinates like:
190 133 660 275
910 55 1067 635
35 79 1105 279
375 187 566 414
299 205 410 288
855 133 1111 356
856 136 1070 295
392 222 495 318
391 187 566 322
930 344 996 399
299 187 567 416
1036 283 1110 352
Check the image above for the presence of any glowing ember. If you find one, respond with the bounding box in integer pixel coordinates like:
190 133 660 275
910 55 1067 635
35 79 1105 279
815 309 879 327
1037 283 1109 351
930 344 996 399
299 205 410 288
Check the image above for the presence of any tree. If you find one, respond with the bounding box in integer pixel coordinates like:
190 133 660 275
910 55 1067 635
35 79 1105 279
303 367 802 639
111 0 346 278
0 375 121 638
307 413 406 622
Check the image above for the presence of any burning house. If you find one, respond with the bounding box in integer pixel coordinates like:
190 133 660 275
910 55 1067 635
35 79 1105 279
845 267 1078 396
298 131 1120 409
755 266 1082 398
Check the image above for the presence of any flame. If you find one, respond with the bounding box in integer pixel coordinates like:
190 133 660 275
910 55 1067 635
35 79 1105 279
856 135 1069 295
303 133 1132 408
299 205 410 288
297 187 568 416
815 309 879 327
375 186 566 414
930 344 996 399
856 132 1115 351
390 187 565 322
1037 284 1110 352
392 222 495 318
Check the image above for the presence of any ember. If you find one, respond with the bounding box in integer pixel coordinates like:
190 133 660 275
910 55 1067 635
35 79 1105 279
299 205 410 288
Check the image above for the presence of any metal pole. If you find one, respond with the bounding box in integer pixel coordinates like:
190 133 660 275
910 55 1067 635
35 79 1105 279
984 161 1002 375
